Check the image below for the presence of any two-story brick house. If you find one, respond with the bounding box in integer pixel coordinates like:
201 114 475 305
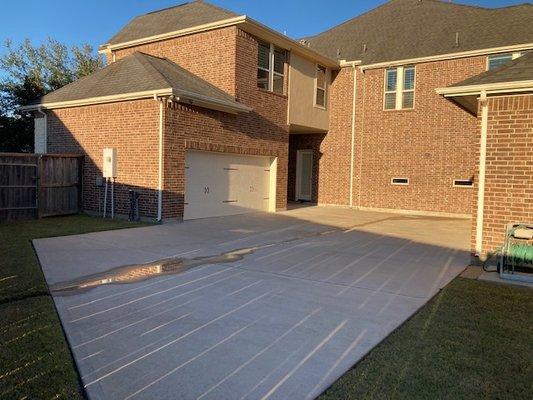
23 0 533 260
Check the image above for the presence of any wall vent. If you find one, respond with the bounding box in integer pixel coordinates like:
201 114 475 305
453 179 473 187
391 177 409 185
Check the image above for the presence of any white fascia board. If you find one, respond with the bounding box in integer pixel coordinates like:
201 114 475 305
175 90 252 114
436 80 533 97
21 87 252 115
99 16 247 53
357 43 533 71
20 89 174 111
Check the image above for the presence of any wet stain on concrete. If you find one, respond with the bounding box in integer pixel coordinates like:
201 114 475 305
49 221 374 296
50 247 257 296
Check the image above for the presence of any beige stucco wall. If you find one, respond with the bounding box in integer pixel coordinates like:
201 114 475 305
288 53 329 132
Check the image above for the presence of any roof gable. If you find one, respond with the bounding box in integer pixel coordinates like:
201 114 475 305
104 1 238 47
306 0 533 64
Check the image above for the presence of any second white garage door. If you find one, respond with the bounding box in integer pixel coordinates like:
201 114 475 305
184 151 274 220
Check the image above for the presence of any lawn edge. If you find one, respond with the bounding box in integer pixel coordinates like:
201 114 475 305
315 271 467 399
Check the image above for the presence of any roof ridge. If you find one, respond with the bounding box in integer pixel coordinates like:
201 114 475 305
143 54 239 102
145 1 190 15
132 52 175 89
143 0 237 17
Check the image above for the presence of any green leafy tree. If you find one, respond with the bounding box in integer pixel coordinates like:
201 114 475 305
0 38 103 152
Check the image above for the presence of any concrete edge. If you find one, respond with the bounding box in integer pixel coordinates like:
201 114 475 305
316 203 471 219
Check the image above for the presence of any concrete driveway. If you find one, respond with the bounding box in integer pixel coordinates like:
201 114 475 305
34 206 470 400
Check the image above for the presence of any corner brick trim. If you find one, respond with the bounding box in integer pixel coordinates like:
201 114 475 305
185 140 279 157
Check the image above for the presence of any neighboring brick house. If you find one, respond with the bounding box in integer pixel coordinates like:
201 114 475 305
438 53 533 258
23 0 532 260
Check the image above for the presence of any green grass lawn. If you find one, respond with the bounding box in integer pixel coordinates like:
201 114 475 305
319 277 533 400
0 215 147 400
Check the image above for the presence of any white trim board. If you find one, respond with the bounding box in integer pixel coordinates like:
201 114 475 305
354 43 533 71
436 80 533 97
100 16 339 69
20 89 252 114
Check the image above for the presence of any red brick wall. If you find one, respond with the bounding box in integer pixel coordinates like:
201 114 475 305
44 27 290 221
470 94 533 258
112 27 289 220
347 57 486 214
112 27 238 96
158 29 289 219
47 100 160 218
317 67 354 206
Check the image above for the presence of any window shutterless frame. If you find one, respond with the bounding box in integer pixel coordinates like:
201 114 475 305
383 66 415 110
384 68 397 110
402 66 415 109
314 64 327 108
257 42 286 94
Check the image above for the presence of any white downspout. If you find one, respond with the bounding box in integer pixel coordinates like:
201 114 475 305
349 65 357 208
475 90 489 257
156 95 164 222
37 107 47 153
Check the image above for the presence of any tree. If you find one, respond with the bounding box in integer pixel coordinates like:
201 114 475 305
0 38 104 152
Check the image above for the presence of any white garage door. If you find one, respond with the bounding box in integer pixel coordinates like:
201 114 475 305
184 151 273 220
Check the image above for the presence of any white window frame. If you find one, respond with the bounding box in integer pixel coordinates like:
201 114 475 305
314 64 327 109
486 52 521 71
384 68 397 110
391 177 409 186
258 42 286 94
383 66 415 110
453 179 473 188
257 42 271 91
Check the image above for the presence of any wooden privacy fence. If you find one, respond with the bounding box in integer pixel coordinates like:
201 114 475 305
0 153 83 222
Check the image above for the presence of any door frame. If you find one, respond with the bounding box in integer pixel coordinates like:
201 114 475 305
295 149 313 201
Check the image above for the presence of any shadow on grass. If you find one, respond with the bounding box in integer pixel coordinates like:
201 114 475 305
0 214 148 400
318 277 533 400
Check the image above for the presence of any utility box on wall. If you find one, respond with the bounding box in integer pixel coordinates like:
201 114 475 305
103 148 117 178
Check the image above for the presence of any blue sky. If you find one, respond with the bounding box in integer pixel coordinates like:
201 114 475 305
0 0 527 56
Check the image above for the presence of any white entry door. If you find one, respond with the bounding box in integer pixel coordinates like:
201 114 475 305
296 149 313 201
184 151 273 220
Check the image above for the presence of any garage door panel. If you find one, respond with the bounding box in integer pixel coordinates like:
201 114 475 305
184 151 272 220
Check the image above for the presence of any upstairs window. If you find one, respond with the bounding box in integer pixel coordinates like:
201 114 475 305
402 67 415 108
384 66 415 110
487 52 521 70
257 42 286 94
257 42 270 90
315 65 327 108
384 68 397 110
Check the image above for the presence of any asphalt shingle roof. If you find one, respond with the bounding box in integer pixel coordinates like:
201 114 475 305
305 0 533 64
104 0 239 47
28 52 244 108
449 51 533 87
